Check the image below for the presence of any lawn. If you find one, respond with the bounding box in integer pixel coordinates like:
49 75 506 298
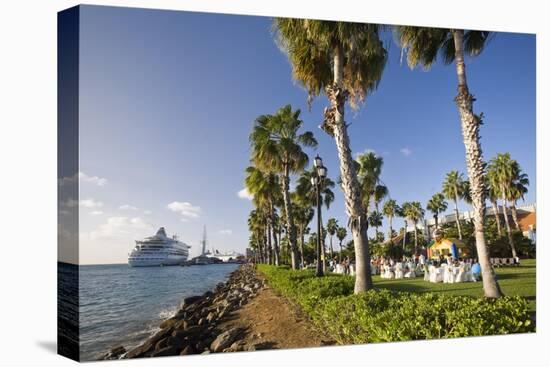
371 259 536 310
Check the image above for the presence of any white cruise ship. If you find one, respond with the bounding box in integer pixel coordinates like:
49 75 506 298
128 227 190 267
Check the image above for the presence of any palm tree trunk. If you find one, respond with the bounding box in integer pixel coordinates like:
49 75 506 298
402 221 407 250
281 167 299 269
491 200 502 236
329 235 334 260
511 202 520 230
452 29 502 298
299 226 305 268
413 222 418 255
327 43 372 293
434 214 439 229
388 216 393 242
266 225 273 265
339 240 343 262
453 196 463 240
270 203 280 266
501 199 517 257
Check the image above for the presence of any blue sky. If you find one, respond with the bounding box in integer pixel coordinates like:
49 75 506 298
75 5 536 264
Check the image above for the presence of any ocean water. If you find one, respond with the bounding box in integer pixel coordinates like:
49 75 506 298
75 263 238 360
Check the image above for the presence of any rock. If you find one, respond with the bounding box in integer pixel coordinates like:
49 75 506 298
198 317 206 326
102 345 126 360
159 318 177 329
246 344 256 351
182 295 203 307
210 327 245 353
180 345 195 355
151 345 180 357
206 311 217 323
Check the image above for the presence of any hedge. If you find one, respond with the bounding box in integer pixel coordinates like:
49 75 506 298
257 265 534 344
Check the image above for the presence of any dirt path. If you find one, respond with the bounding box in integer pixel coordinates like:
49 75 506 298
216 284 334 351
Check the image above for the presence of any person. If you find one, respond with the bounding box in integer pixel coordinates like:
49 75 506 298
471 259 481 281
419 253 425 266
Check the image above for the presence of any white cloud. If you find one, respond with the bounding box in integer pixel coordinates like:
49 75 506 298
62 198 103 209
58 171 107 187
143 210 152 215
400 147 413 156
119 204 138 211
86 216 153 240
80 198 104 209
219 229 233 235
167 201 201 219
237 188 253 200
90 210 103 216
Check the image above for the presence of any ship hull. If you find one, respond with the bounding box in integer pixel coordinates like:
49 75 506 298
128 255 188 267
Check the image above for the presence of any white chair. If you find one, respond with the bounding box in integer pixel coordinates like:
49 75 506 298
424 265 431 281
395 263 404 279
349 264 356 276
429 267 444 283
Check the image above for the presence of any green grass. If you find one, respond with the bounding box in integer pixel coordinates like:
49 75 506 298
371 259 536 311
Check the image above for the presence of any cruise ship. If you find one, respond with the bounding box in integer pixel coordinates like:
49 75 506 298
128 227 190 267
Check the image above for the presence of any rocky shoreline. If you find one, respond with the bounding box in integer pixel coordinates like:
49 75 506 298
101 264 264 360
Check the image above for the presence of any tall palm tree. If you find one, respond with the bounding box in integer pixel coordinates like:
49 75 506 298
382 199 400 241
488 153 529 257
294 167 335 270
485 172 503 236
250 105 317 269
336 226 347 261
326 218 338 260
427 192 448 229
274 19 387 293
292 202 314 267
395 26 501 298
442 171 466 240
248 209 267 263
508 168 529 231
401 201 425 255
356 152 386 212
245 166 282 265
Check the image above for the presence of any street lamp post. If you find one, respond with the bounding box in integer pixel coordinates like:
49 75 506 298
312 155 327 277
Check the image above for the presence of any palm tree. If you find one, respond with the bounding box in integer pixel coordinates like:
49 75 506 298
367 211 383 241
401 201 425 255
336 226 347 261
326 218 338 260
442 171 466 240
356 152 387 212
508 169 529 231
427 192 448 229
245 166 282 265
293 203 314 267
395 27 501 298
250 105 317 269
382 199 400 241
248 209 267 263
273 19 387 293
488 153 529 257
294 168 335 268
486 173 503 236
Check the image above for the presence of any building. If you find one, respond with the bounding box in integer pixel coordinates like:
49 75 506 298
401 203 536 242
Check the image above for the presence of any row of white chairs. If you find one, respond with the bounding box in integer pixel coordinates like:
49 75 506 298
490 257 520 267
426 264 476 283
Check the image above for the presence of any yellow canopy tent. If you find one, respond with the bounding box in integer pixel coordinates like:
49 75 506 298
427 238 468 259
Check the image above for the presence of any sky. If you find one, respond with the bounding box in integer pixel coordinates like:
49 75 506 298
68 5 536 265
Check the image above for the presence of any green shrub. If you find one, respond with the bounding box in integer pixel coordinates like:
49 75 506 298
257 265 534 345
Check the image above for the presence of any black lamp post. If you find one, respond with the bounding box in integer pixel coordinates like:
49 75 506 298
311 155 327 277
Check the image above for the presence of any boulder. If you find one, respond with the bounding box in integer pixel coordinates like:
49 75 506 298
182 295 203 307
210 327 245 353
180 345 195 355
